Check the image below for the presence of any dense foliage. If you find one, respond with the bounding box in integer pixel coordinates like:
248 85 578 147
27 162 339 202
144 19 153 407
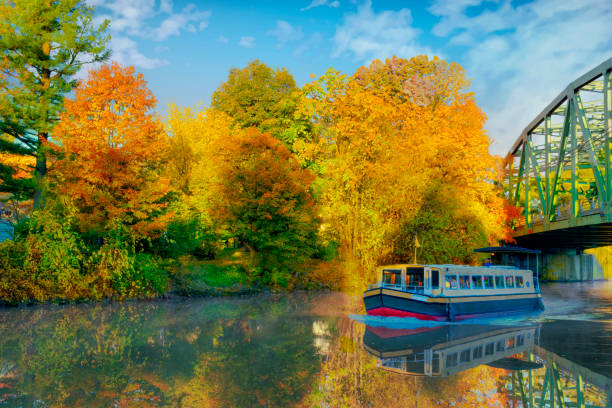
0 0 514 301
296 56 506 282
0 0 109 207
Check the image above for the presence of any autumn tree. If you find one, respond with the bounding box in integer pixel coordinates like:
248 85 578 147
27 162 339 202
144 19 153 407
211 60 310 150
299 56 506 281
297 68 435 280
161 104 235 257
210 128 319 279
0 0 110 208
166 104 234 197
52 63 171 239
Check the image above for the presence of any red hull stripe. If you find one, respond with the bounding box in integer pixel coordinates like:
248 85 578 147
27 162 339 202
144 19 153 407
452 310 533 321
367 325 438 338
366 307 447 321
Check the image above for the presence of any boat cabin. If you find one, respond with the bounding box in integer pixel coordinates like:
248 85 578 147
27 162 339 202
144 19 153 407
375 264 539 297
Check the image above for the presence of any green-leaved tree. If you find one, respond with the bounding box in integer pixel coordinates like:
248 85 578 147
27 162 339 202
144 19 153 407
211 60 311 151
0 0 110 207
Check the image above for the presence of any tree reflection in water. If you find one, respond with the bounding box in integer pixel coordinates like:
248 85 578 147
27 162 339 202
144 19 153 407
0 293 609 407
308 318 511 407
0 296 324 407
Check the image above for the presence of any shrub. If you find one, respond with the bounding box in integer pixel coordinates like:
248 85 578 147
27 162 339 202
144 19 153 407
154 216 218 259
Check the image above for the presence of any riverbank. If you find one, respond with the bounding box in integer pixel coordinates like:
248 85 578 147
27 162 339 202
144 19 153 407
168 251 346 297
0 247 348 306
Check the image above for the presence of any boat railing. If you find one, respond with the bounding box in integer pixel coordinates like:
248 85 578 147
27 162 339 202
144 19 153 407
405 285 425 294
381 282 402 290
368 283 426 293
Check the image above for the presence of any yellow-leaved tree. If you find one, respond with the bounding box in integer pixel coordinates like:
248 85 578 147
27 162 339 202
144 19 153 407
297 56 506 285
161 104 235 258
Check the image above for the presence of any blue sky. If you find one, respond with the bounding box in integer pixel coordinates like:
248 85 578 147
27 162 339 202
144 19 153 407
87 0 612 155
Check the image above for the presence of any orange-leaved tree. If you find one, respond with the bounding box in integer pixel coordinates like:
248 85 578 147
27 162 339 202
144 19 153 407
52 63 171 239
209 128 319 280
298 56 507 280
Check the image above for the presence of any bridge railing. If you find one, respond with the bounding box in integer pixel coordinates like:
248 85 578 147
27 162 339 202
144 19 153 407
514 199 604 230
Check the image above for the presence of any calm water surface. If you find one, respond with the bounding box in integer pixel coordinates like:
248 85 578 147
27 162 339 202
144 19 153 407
0 282 611 407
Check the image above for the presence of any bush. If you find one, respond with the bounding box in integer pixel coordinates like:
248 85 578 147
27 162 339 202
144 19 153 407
154 216 218 259
313 240 339 261
88 232 169 298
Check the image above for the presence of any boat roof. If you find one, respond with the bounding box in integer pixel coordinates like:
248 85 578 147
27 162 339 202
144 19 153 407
430 264 521 270
474 246 541 254
379 263 522 270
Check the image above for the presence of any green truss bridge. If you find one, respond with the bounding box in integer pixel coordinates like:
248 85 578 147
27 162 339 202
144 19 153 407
504 58 612 252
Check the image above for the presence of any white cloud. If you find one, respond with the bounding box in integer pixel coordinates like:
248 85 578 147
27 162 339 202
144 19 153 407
159 0 172 14
151 5 211 41
110 36 168 69
294 32 324 56
218 36 229 44
332 1 434 62
87 0 211 69
428 0 612 154
239 36 256 48
267 20 303 48
301 0 340 11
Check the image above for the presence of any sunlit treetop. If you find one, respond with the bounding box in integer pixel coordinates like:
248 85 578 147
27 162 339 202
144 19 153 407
353 55 472 108
211 60 305 148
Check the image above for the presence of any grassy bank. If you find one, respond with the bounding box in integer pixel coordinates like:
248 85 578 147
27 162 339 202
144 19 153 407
0 244 347 306
169 248 347 297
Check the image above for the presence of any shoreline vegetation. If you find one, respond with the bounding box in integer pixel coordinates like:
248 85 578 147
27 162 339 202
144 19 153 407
1 1 517 304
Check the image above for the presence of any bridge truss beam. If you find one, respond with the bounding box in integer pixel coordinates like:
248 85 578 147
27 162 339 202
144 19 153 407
504 58 612 246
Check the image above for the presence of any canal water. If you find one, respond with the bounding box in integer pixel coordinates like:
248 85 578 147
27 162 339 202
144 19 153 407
0 282 610 407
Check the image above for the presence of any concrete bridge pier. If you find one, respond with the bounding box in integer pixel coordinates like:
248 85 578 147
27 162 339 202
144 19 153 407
475 246 606 282
540 249 604 281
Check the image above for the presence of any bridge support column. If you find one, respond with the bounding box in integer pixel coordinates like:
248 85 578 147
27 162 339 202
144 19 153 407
540 249 604 281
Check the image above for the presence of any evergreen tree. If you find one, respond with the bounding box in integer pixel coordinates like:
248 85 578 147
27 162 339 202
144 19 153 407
0 0 110 207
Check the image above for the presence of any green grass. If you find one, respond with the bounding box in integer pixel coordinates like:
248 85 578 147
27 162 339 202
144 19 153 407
197 264 247 287
170 250 253 295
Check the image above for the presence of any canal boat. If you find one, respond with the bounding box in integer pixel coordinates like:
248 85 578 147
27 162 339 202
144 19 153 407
363 323 540 377
363 264 544 321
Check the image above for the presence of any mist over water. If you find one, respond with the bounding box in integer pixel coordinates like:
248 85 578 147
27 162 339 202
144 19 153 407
0 283 610 407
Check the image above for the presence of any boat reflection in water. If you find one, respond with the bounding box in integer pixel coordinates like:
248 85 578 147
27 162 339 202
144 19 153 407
363 323 540 377
362 322 612 407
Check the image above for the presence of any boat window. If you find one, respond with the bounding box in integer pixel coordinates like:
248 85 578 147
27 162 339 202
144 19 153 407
505 276 515 288
495 276 505 289
484 275 494 289
445 275 458 290
471 275 483 289
506 337 515 349
406 267 424 292
431 354 440 374
459 275 470 289
459 349 471 363
473 345 483 360
431 270 439 289
485 343 494 356
496 340 505 352
517 335 525 347
382 269 402 288
515 276 525 288
446 353 458 367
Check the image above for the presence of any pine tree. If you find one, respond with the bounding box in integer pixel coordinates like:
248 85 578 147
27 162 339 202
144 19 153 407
0 0 109 207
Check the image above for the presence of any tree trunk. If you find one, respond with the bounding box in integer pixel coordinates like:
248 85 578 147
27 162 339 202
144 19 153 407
243 241 256 265
33 133 47 209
